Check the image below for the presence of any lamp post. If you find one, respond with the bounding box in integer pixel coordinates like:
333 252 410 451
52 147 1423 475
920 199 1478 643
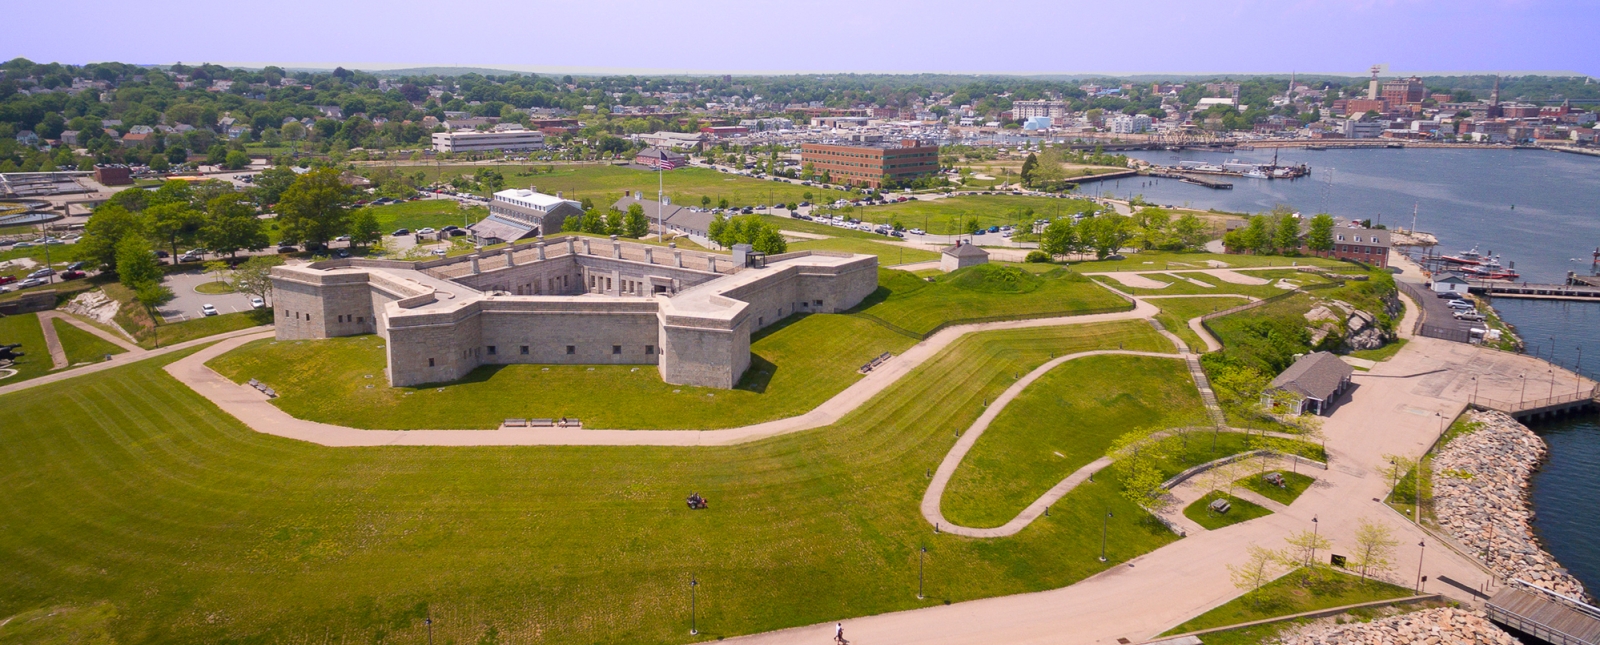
425 617 433 645
1099 509 1113 562
1549 369 1556 399
1310 516 1320 564
1519 373 1527 404
689 576 698 636
1415 540 1427 593
918 545 927 600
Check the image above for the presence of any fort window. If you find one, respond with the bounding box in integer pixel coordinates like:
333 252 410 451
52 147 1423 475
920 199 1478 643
566 345 575 355
428 358 435 367
487 346 496 355
520 346 529 355
305 313 311 321
357 317 363 323
814 300 823 306
612 345 622 355
646 345 654 355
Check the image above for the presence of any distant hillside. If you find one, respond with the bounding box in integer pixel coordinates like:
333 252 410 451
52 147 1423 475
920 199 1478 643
369 66 533 77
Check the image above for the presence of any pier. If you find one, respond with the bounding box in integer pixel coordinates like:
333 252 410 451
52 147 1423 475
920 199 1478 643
1470 280 1600 301
1485 580 1600 645
1147 171 1232 189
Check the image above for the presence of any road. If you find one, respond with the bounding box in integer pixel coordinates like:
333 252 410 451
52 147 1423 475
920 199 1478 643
157 269 258 322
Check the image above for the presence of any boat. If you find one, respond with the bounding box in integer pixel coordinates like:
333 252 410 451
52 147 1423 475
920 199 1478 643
1243 169 1269 179
1306 145 1328 150
1441 246 1485 265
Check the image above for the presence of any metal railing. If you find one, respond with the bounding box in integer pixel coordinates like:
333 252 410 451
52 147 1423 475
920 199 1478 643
1473 385 1600 416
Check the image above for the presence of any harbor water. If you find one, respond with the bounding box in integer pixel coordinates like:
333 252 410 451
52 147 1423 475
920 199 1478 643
1116 147 1600 594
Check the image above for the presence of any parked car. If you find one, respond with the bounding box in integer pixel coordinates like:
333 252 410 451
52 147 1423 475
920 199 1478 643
335 235 351 242
392 228 411 236
201 304 218 316
61 270 86 280
277 246 298 254
909 228 925 235
335 249 350 258
66 261 85 271
28 268 54 278
0 276 14 285
418 227 437 235
18 278 44 288
1453 310 1484 321
249 296 265 309
431 249 448 256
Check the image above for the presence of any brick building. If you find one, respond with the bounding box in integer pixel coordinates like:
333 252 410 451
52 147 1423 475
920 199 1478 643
800 138 939 188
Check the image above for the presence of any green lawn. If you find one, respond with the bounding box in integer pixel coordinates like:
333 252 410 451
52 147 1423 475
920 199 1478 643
210 313 917 430
194 280 235 295
942 354 1203 528
360 199 488 232
836 195 1099 236
1074 252 1354 273
855 265 1129 338
1151 296 1255 353
760 215 898 241
50 318 127 366
1184 491 1273 530
1349 338 1408 362
404 164 855 208
1240 470 1316 506
788 237 938 266
0 313 50 383
1 321 1190 645
1163 567 1415 636
1110 269 1337 298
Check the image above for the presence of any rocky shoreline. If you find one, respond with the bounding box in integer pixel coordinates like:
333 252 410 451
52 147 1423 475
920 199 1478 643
1432 410 1587 599
1277 607 1514 645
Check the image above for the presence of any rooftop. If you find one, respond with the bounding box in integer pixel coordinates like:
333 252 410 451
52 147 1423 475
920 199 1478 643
1269 351 1353 401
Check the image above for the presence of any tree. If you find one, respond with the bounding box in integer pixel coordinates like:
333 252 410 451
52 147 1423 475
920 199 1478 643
624 203 650 238
579 208 607 235
203 260 230 284
115 234 163 290
1020 152 1038 187
349 208 382 248
76 204 144 269
700 195 711 208
230 255 284 306
1274 212 1302 254
752 223 787 255
708 213 728 245
144 202 205 260
1080 214 1134 259
561 214 582 233
200 193 267 258
1227 544 1284 606
133 281 175 321
1281 528 1333 569
276 168 351 247
1349 518 1400 582
1306 213 1336 255
1040 218 1078 259
1132 207 1172 250
252 165 298 206
1377 454 1419 506
1242 215 1274 255
1174 213 1208 250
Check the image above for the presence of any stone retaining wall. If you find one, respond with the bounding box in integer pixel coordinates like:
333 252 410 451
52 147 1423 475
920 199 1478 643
1433 410 1587 599
1276 607 1514 645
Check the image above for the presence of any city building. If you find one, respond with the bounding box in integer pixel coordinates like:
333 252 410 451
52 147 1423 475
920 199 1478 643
431 129 545 153
940 240 988 272
638 131 705 151
800 138 939 188
634 147 686 170
469 188 583 245
1022 116 1052 131
1110 114 1152 134
1343 118 1385 139
270 236 878 389
613 192 714 243
93 165 132 186
1012 100 1068 122
699 125 748 137
1381 76 1427 106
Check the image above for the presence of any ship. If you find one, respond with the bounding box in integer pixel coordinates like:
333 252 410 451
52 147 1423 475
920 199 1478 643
1441 246 1485 265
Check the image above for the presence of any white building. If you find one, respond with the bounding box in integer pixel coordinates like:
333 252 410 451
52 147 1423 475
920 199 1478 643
1110 114 1152 134
1343 118 1384 139
637 131 706 150
1013 100 1068 122
431 129 546 153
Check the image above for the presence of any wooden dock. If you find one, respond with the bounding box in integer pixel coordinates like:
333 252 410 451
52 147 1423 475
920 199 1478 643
1486 582 1600 644
1469 280 1600 301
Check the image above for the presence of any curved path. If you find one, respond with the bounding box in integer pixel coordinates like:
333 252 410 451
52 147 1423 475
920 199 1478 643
162 299 1160 447
919 349 1187 538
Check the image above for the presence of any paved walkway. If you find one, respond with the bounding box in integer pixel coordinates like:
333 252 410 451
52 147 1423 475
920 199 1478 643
38 310 142 352
162 300 1161 447
0 324 271 397
35 312 68 370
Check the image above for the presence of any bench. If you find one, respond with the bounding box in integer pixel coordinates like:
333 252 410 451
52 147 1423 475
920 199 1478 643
1208 498 1231 514
555 419 582 428
1264 472 1286 488
528 418 554 428
858 351 895 374
503 418 527 428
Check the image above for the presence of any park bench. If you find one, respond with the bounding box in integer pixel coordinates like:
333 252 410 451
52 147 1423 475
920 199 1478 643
503 418 526 428
858 352 895 374
555 418 582 428
686 493 708 510
1208 498 1231 514
1264 472 1286 488
528 418 554 428
247 378 260 387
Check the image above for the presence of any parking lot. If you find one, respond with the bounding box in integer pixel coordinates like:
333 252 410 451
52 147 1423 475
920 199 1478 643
1402 282 1486 339
158 270 259 322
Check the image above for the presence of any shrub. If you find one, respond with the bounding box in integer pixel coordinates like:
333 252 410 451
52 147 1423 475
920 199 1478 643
1025 250 1052 263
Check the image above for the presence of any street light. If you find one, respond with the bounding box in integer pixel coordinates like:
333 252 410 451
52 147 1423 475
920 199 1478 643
1471 376 1479 405
1519 373 1527 404
1310 516 1320 564
1549 369 1556 399
918 545 927 599
1099 509 1114 562
1415 540 1427 593
425 617 433 645
689 576 699 636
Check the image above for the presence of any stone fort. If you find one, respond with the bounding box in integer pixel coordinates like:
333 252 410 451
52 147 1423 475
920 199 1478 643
270 234 879 389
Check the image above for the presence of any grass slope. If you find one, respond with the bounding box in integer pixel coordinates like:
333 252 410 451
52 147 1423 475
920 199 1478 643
1163 567 1415 636
1240 470 1316 506
1183 491 1273 530
1 321 1185 644
360 199 488 232
857 265 1128 338
0 313 49 383
1073 252 1353 272
1151 296 1254 352
942 353 1203 528
50 318 127 366
841 195 1099 236
788 237 938 266
409 164 854 208
211 313 916 430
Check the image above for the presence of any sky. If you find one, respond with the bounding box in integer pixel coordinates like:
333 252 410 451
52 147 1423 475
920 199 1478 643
7 0 1599 77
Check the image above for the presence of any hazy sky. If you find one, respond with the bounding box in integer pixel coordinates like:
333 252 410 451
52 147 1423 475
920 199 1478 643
8 0 1597 76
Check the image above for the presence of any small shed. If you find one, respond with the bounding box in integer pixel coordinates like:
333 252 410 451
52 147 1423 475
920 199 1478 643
1265 351 1354 415
1431 273 1470 295
940 240 989 273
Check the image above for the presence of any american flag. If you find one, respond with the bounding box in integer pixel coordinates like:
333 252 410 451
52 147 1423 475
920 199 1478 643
657 155 680 170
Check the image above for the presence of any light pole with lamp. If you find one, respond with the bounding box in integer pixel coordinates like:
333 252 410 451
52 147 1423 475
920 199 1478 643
1549 369 1556 399
425 617 433 645
1309 516 1320 564
1099 509 1113 562
1519 373 1527 404
689 576 698 636
1415 540 1427 593
918 545 927 599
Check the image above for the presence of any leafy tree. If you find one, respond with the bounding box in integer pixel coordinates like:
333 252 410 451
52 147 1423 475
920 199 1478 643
348 208 382 248
1174 213 1208 250
1040 218 1078 258
1019 152 1038 187
752 223 787 255
1279 528 1333 582
1132 207 1172 250
133 281 175 320
276 168 351 247
1349 518 1400 582
253 165 298 206
144 202 205 260
230 255 284 306
700 195 711 208
1227 544 1284 607
1274 212 1302 254
1242 215 1274 255
115 234 163 290
200 193 267 258
203 260 230 284
604 208 625 235
708 213 728 244
624 203 649 238
1306 213 1336 255
560 213 582 233
1079 214 1134 259
579 208 607 235
206 144 228 166
76 204 144 269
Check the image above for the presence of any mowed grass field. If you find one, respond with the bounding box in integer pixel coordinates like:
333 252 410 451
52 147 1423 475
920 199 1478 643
406 164 855 209
857 265 1129 337
1072 252 1354 273
1 321 1192 644
1106 268 1338 298
788 237 939 266
0 313 51 383
359 198 488 232
210 313 917 430
50 318 127 366
1151 296 1257 352
941 353 1205 528
841 195 1099 236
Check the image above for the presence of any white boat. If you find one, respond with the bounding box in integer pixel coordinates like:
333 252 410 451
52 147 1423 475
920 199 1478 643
1243 169 1269 179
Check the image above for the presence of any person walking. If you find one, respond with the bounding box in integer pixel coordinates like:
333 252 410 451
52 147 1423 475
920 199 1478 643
834 622 845 644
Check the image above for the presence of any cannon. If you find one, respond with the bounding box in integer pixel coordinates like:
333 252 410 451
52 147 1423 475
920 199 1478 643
0 343 23 361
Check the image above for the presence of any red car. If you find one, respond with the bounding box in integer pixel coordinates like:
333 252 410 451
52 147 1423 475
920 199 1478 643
61 270 87 280
0 275 15 285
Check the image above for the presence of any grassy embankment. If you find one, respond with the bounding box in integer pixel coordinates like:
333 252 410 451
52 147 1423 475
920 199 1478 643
0 312 50 383
856 265 1129 338
1161 568 1418 644
403 164 853 208
50 318 127 366
1183 491 1274 530
102 282 270 350
4 320 1198 644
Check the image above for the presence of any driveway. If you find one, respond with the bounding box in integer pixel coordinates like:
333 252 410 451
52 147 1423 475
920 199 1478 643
158 269 257 322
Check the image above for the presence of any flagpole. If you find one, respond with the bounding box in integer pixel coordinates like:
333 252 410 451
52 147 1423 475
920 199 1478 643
657 162 664 242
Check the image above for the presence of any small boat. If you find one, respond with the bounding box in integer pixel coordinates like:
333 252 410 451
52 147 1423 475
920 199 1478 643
1243 169 1269 179
1306 145 1328 150
1441 246 1485 265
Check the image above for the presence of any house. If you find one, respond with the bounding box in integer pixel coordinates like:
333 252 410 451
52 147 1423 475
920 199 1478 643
470 188 583 245
314 105 344 120
635 147 685 170
940 240 989 272
121 132 153 146
1431 273 1470 295
613 192 714 243
15 130 40 147
1264 352 1354 415
59 130 79 146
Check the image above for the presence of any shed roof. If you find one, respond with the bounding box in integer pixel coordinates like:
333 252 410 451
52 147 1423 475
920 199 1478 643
1269 351 1353 401
942 242 989 258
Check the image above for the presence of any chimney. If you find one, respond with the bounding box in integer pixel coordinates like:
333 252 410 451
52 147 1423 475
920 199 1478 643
556 191 563 199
